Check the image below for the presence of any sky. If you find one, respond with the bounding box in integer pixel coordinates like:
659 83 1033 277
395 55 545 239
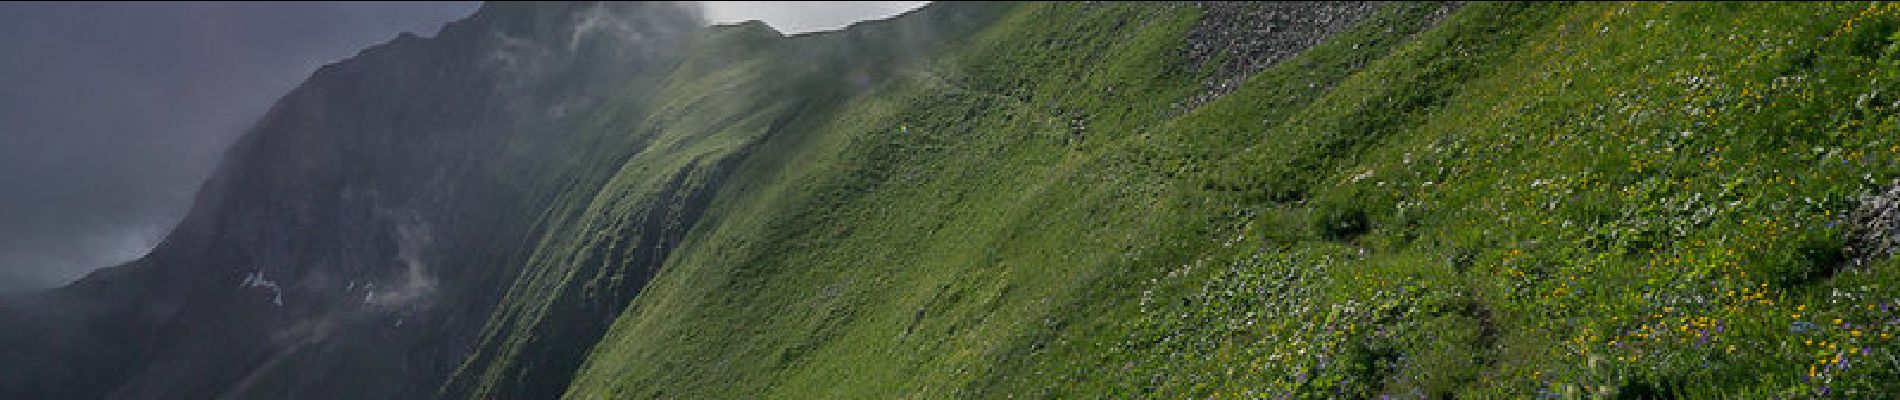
702 1 929 34
0 1 929 293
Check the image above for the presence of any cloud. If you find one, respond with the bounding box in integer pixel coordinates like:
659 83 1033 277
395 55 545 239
0 1 929 293
0 2 479 292
699 1 929 34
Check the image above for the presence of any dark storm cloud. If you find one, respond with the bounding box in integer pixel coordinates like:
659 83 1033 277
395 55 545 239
0 2 478 292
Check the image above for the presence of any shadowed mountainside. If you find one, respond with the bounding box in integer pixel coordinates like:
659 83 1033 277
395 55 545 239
1 2 703 398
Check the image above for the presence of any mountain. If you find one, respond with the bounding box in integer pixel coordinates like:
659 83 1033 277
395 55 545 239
8 1 1900 398
0 2 704 398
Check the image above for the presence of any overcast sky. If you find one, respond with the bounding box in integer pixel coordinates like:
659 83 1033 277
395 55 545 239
0 2 481 293
702 1 928 34
0 1 929 293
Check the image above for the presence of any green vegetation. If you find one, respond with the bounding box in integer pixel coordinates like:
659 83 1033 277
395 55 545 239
459 1 1900 398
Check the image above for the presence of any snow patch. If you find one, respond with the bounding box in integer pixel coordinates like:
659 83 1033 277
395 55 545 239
241 270 285 306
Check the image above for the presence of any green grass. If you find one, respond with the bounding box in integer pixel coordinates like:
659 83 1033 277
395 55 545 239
454 1 1900 398
442 23 817 399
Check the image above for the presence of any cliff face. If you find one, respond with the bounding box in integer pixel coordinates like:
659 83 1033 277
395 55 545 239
0 2 702 399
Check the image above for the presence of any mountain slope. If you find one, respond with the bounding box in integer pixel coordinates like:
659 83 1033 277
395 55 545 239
7 1 1900 399
561 1 1900 398
441 5 1016 398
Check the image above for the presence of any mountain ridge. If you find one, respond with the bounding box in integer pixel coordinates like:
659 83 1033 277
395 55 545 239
8 1 1900 398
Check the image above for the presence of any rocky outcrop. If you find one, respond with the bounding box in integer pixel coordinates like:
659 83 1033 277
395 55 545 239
1848 180 1900 267
1177 2 1390 110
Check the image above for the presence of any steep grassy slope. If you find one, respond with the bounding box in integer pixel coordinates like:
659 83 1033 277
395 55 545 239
554 1 1900 398
444 4 1015 398
561 1 1444 397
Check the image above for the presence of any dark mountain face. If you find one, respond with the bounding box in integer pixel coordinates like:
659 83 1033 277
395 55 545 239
0 2 703 399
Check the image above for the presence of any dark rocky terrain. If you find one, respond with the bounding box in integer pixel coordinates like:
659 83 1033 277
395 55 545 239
0 3 701 398
1849 181 1900 267
1179 1 1382 109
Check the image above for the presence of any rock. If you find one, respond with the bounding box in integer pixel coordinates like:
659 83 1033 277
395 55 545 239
1847 180 1900 266
1177 2 1383 110
1172 2 1468 112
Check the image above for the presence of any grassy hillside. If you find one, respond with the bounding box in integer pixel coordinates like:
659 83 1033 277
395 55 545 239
444 4 1013 398
470 1 1900 398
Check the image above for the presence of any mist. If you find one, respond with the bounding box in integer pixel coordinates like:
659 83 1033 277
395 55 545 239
0 2 479 293
700 1 929 34
0 1 932 294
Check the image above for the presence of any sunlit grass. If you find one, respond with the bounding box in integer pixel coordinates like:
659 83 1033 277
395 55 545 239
475 1 1900 398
